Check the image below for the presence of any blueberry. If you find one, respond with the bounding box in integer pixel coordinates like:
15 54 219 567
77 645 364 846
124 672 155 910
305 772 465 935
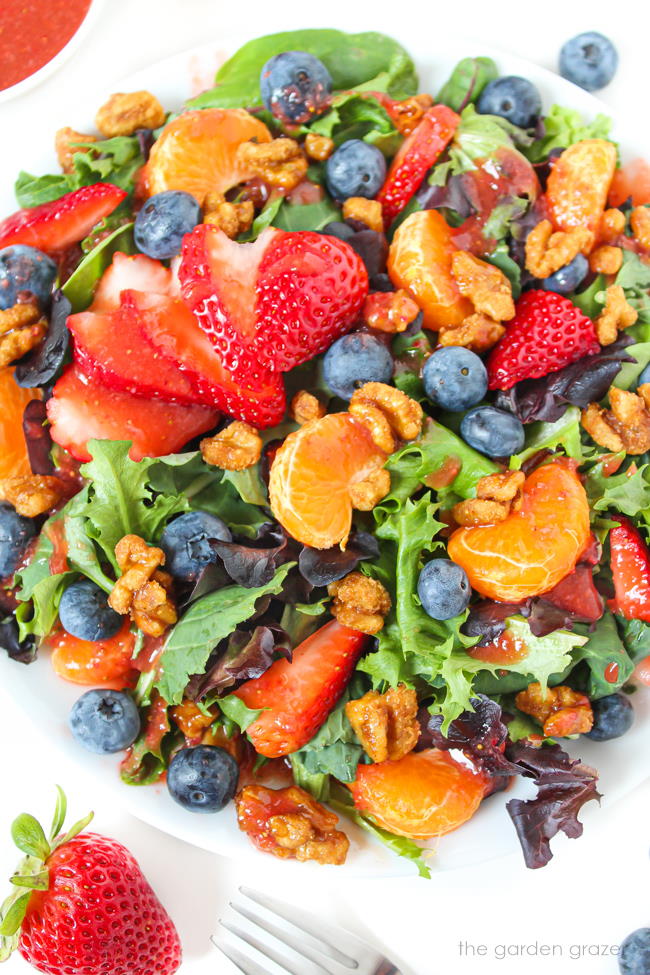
260 51 332 125
0 503 36 577
619 928 650 975
134 190 201 260
559 32 618 92
417 559 471 620
477 76 542 128
347 229 389 279
422 347 488 411
69 689 140 754
323 332 393 400
585 693 634 741
160 511 232 582
58 579 123 642
460 406 525 458
167 745 239 813
15 290 71 388
541 253 589 295
0 245 57 311
322 221 356 242
325 140 386 202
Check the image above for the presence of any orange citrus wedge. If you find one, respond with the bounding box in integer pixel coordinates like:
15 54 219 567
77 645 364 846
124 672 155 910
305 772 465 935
0 368 41 479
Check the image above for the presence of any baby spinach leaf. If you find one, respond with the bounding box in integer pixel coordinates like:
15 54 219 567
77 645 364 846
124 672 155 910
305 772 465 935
437 56 498 113
309 93 400 155
523 104 613 164
273 198 341 232
570 613 635 698
615 616 650 663
485 241 522 299
62 223 135 312
216 695 263 733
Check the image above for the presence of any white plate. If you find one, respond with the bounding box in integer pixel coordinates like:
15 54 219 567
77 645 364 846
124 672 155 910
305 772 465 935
1 30 649 877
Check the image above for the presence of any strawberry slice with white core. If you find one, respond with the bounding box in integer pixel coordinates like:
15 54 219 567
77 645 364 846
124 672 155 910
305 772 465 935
91 252 174 311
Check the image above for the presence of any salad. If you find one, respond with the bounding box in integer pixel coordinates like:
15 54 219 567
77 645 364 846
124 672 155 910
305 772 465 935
1 27 649 878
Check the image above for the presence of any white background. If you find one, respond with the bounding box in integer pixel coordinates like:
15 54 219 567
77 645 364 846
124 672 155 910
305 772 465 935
1 1 649 973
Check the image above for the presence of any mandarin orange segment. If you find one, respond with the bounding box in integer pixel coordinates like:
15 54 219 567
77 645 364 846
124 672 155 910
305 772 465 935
48 620 136 689
609 158 650 208
268 413 388 549
0 368 41 480
547 139 617 238
447 459 591 602
350 748 485 838
387 210 473 331
143 108 272 203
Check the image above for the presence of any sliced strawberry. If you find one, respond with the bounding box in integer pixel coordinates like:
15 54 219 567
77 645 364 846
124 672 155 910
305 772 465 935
0 184 127 254
91 252 173 311
608 518 650 623
376 105 460 228
542 564 604 622
235 620 368 758
47 364 219 462
487 290 600 390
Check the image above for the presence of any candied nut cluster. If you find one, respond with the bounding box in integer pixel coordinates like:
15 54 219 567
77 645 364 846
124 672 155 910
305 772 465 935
95 90 165 137
236 138 308 191
235 784 349 865
593 284 638 346
349 467 391 511
203 191 254 239
328 571 391 635
630 206 650 251
600 207 626 241
515 682 593 738
304 132 334 161
55 127 97 173
525 219 592 278
108 534 177 637
345 684 419 762
389 93 434 135
171 700 216 740
0 302 46 368
582 385 650 455
201 421 262 471
341 197 383 233
290 390 326 425
452 470 525 527
349 381 423 453
362 289 420 334
589 244 623 275
0 475 65 518
451 251 516 323
438 312 505 354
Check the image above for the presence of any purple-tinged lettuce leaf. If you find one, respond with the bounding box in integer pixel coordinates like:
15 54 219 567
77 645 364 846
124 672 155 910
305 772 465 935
211 522 293 588
417 695 521 776
191 624 291 700
22 401 55 476
298 531 380 587
0 620 36 665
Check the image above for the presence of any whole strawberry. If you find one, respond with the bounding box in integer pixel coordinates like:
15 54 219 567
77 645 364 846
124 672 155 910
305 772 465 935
487 289 600 390
0 788 181 975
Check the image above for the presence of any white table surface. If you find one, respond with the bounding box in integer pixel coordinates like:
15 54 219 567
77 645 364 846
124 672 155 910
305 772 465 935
1 1 649 972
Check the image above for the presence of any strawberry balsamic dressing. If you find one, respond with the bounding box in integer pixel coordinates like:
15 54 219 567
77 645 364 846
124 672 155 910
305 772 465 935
0 0 91 91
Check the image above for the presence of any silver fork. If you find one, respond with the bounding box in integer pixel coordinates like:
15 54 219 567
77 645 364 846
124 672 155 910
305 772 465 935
212 886 401 975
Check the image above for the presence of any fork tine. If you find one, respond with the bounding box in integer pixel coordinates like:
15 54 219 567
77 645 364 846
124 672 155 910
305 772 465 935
219 917 328 975
210 934 270 975
230 900 341 974
239 887 362 967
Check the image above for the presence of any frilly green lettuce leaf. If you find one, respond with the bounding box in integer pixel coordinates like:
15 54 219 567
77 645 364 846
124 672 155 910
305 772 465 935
523 104 613 163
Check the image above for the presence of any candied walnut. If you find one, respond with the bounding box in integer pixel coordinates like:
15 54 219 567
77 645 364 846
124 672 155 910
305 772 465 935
438 313 505 353
525 219 593 278
0 475 65 517
341 197 383 233
201 421 262 471
236 138 308 191
589 244 623 275
362 289 420 334
349 467 391 511
203 191 254 239
594 284 639 346
452 470 524 527
55 127 97 173
389 94 434 135
476 470 525 504
345 684 419 762
515 682 593 737
451 251 515 322
95 90 165 137
109 534 177 637
349 399 397 453
131 571 177 637
304 132 334 161
630 206 650 251
171 700 215 739
350 381 423 444
328 571 391 635
452 497 510 527
600 207 626 241
235 784 349 865
582 388 650 455
0 302 46 368
290 390 326 425
581 403 624 452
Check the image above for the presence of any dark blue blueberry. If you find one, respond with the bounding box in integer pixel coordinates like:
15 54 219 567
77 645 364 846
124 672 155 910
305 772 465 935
260 51 332 125
160 510 232 582
417 559 471 621
323 332 393 400
325 140 386 202
460 405 525 458
541 253 589 295
0 245 57 310
477 76 542 128
58 579 122 642
637 363 650 387
134 190 201 260
167 745 239 813
619 929 650 975
322 221 356 242
69 689 140 754
585 693 634 741
559 32 618 92
347 229 388 279
422 346 488 411
0 503 36 577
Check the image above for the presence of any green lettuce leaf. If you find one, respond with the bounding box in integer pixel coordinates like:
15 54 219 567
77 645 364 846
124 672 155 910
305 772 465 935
429 105 532 187
586 461 650 518
216 695 263 734
509 407 584 470
436 57 498 113
613 251 650 324
615 616 650 663
272 197 341 232
485 241 522 299
308 93 400 156
14 573 73 641
61 223 135 312
523 104 613 164
571 613 635 698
